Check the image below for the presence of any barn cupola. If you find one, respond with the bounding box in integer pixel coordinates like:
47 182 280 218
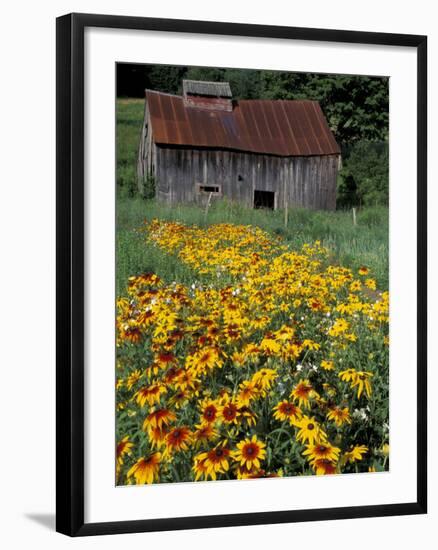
182 80 233 112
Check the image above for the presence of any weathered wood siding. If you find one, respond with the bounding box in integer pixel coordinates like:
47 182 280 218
138 139 338 210
137 104 157 195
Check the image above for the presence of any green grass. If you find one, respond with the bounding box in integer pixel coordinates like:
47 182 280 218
117 99 144 197
116 98 389 295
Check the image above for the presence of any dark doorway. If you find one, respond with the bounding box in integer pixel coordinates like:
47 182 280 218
254 190 275 209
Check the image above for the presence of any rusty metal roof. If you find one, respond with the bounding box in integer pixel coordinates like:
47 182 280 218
146 90 340 157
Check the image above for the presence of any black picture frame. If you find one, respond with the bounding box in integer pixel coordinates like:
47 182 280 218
56 12 427 537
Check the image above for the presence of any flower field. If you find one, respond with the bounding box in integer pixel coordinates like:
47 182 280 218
116 219 389 485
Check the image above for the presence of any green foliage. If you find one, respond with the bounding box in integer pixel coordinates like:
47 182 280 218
141 174 156 200
338 141 389 207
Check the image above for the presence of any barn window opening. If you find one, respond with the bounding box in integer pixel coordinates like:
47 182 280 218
254 190 275 209
196 183 221 195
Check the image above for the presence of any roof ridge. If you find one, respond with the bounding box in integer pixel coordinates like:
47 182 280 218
145 89 181 99
146 90 320 105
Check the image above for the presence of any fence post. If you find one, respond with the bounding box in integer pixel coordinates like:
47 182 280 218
352 207 357 226
204 192 213 223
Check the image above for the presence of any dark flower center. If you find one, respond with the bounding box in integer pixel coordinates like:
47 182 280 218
205 407 216 419
307 423 315 430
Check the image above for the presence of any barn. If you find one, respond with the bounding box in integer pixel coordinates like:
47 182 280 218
137 80 341 210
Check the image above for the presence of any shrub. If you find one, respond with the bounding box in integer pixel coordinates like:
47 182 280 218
338 141 389 207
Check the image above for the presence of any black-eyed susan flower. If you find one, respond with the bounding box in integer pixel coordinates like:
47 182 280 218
343 445 368 463
312 458 337 475
155 351 177 370
199 398 221 425
221 400 239 425
192 456 209 481
143 408 176 432
126 369 142 390
338 368 358 383
135 382 167 408
365 278 377 290
174 369 200 392
164 426 192 455
233 435 266 471
237 380 260 407
168 388 191 409
328 318 349 337
327 406 351 427
127 453 161 484
302 442 340 465
148 426 168 449
186 347 223 376
116 436 134 469
320 360 335 371
273 400 302 425
193 423 219 447
351 372 373 398
252 368 278 393
195 443 231 480
295 415 327 446
290 379 316 408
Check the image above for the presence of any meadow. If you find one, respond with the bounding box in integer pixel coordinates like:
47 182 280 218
115 99 389 485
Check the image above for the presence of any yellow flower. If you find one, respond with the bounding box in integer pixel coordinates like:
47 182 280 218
328 318 349 337
343 445 368 463
127 453 161 485
339 368 357 383
135 382 167 407
237 380 261 407
291 379 317 408
272 400 302 425
312 459 337 475
381 443 390 457
143 408 176 432
164 426 192 455
199 398 222 425
233 435 266 470
351 371 373 398
321 360 335 371
303 442 340 465
252 368 277 393
327 406 351 427
126 369 142 390
295 416 327 446
195 443 231 480
116 436 134 468
365 278 377 290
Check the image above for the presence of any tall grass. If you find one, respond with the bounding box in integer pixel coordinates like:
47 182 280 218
116 197 388 295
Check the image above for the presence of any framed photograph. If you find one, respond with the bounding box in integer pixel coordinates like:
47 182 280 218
56 13 427 536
